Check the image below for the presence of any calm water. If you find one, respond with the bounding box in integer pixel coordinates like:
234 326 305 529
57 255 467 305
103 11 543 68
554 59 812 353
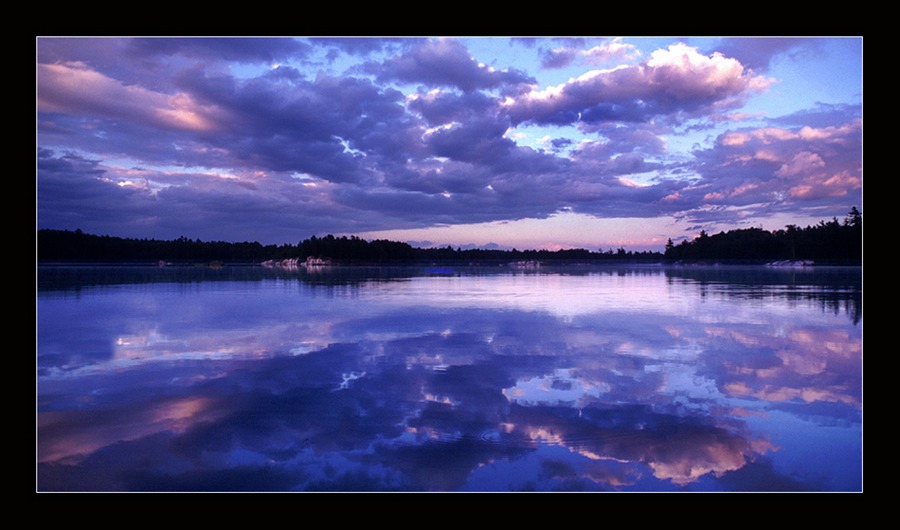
36 264 862 492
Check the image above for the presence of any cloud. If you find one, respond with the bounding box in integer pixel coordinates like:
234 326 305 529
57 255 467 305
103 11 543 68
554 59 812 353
372 38 534 93
710 37 823 71
407 89 498 126
37 149 162 232
774 102 862 128
541 38 642 69
36 149 377 243
39 61 421 187
505 43 773 126
310 37 409 57
38 62 223 133
38 38 314 96
685 116 862 220
541 47 581 69
170 67 429 183
124 37 312 63
36 37 861 247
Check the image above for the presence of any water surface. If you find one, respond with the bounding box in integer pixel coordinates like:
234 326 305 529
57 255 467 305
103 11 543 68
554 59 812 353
36 264 862 492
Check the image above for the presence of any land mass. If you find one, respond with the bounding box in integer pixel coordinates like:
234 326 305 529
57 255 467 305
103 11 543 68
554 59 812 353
37 208 861 266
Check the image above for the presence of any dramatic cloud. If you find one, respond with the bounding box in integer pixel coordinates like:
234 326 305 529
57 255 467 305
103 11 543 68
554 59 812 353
124 37 313 63
373 38 534 93
36 37 862 249
505 43 774 126
38 62 223 133
541 37 642 69
680 116 862 224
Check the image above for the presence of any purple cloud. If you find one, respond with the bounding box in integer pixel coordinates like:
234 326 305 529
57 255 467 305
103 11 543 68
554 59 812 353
505 43 773 126
124 37 312 63
709 38 824 71
541 47 581 69
407 89 498 126
674 110 862 225
36 37 861 249
541 38 642 69
372 38 534 93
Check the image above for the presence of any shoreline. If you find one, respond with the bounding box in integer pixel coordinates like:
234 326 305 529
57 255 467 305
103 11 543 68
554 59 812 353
36 258 863 268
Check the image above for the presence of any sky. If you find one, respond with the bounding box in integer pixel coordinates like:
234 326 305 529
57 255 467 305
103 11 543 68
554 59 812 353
36 36 863 251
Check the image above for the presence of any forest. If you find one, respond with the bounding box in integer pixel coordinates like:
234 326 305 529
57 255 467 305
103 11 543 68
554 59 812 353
36 230 663 264
37 207 861 265
663 207 861 263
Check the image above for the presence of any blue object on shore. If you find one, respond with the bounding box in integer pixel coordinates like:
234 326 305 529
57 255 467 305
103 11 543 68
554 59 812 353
424 267 455 275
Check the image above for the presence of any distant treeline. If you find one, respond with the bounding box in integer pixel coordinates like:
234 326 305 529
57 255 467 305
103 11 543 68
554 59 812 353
36 230 662 264
37 207 861 264
664 207 862 263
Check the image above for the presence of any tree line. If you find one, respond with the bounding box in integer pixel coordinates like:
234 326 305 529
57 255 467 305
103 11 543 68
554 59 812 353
36 230 662 264
37 207 861 265
664 207 861 263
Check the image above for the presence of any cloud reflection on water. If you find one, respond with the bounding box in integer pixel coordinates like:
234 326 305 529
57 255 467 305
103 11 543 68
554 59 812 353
37 266 861 491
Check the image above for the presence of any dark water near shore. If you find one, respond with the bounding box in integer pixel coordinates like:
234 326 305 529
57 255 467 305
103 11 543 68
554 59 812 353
36 264 862 492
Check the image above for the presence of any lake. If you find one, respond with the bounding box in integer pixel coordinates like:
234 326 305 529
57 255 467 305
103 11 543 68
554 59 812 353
36 263 862 492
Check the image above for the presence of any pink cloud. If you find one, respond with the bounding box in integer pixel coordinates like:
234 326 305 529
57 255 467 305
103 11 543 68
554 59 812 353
644 43 772 101
700 118 861 208
38 62 224 133
506 43 773 126
789 170 861 199
581 38 642 65
722 121 860 148
775 151 826 178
